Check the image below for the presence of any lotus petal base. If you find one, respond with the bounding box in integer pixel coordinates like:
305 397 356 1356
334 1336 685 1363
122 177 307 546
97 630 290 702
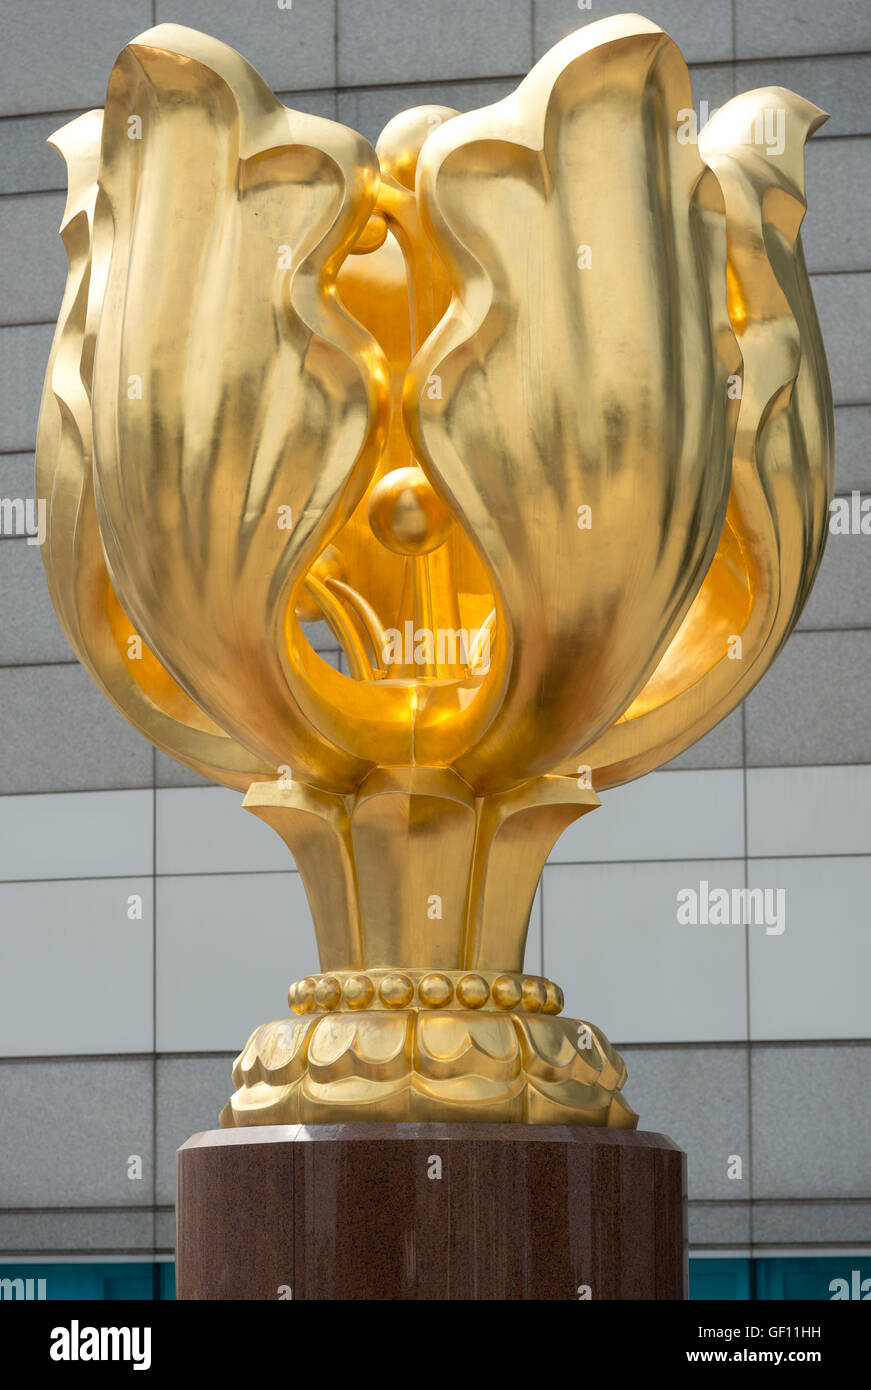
221 1008 638 1127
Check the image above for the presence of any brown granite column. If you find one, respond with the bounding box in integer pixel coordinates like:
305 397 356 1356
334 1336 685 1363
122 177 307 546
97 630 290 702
176 1123 687 1300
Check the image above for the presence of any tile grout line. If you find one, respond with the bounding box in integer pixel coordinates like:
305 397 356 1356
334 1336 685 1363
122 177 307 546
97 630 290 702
742 698 756 1266
539 865 545 979
2 761 870 796
733 0 757 1277
6 618 871 672
1 1038 866 1068
151 745 157 1265
6 844 871 890
15 410 871 455
6 780 871 799
1 47 870 124
0 1052 240 1066
5 1193 870 1218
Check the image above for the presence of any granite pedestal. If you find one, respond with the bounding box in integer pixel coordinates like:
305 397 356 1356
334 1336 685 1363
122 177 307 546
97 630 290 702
176 1123 687 1300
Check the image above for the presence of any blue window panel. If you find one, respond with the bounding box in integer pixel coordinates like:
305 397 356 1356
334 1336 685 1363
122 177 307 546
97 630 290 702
690 1258 751 1300
2 1256 869 1301
0 1263 156 1300
756 1257 871 1301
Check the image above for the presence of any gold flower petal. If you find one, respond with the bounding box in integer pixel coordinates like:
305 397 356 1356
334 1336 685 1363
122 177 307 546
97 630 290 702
566 87 833 788
36 109 274 790
90 25 389 790
408 15 738 792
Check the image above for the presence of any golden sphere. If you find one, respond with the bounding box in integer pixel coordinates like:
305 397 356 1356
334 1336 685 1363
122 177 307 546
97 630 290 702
379 973 414 1008
521 978 547 1013
294 544 346 623
543 982 564 1015
343 975 375 1010
492 975 522 1010
314 976 342 1011
419 973 453 1008
368 467 452 556
292 977 317 1014
350 210 388 255
457 974 489 1009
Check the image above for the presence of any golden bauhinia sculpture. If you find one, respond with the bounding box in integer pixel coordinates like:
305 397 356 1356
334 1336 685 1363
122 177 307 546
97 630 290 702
37 17 833 1125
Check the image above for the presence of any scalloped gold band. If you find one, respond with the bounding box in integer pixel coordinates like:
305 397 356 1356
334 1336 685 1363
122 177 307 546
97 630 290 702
223 1009 637 1127
288 969 565 1016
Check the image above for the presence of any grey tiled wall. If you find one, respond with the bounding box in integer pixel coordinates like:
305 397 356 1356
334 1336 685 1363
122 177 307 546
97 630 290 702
1 0 869 1264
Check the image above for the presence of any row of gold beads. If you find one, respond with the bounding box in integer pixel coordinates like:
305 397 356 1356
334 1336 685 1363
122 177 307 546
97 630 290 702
288 971 564 1015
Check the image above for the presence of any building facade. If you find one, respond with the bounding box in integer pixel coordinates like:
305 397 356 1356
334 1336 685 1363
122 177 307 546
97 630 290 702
0 0 869 1300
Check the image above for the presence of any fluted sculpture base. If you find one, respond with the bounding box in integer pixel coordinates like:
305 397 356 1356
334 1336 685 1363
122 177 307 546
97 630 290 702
176 1124 687 1300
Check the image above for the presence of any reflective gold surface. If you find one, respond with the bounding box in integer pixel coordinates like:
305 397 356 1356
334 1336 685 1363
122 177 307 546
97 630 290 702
221 1008 636 1127
37 17 832 1126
